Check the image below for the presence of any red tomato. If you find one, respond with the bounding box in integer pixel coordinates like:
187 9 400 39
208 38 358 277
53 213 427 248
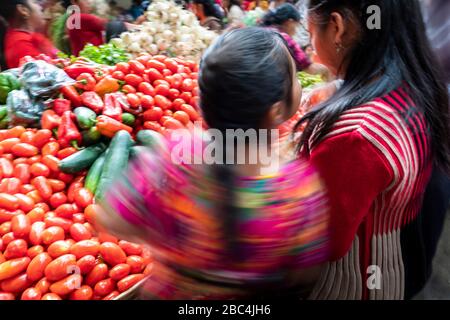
83 204 98 225
35 277 51 294
143 107 163 122
153 80 170 87
27 245 44 259
179 92 193 103
70 240 99 259
29 163 50 177
154 84 170 97
27 155 42 165
49 192 67 209
168 88 180 100
164 58 179 73
0 158 14 177
27 252 52 281
126 255 145 274
73 188 93 209
164 118 184 130
31 176 52 200
0 292 15 300
4 239 28 259
181 78 194 92
94 278 115 297
146 60 165 71
115 62 129 74
162 69 172 77
102 290 120 300
171 98 186 111
137 82 155 96
163 110 173 117
27 190 42 204
72 213 85 224
41 155 60 172
127 93 141 108
1 273 32 293
47 240 72 258
55 203 77 219
21 131 36 143
69 223 91 242
57 172 74 184
0 193 19 210
143 121 161 132
14 194 35 213
180 104 200 121
20 184 35 194
0 222 10 236
44 254 77 281
49 274 82 296
45 216 71 232
111 71 125 81
121 84 136 94
124 74 143 87
13 163 30 184
32 129 52 148
85 263 108 287
11 143 38 157
70 285 93 300
48 179 66 193
0 257 30 281
136 54 151 64
5 177 21 194
154 95 172 109
97 232 118 244
76 255 96 275
41 226 65 245
129 60 146 74
27 207 45 224
11 214 30 238
29 221 46 245
117 274 145 293
140 95 155 109
99 242 127 267
109 263 131 281
169 74 183 89
21 287 42 300
41 293 62 300
173 111 190 125
41 142 60 157
145 68 163 82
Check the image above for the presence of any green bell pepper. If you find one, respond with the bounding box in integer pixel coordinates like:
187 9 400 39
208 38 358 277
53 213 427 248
0 73 21 104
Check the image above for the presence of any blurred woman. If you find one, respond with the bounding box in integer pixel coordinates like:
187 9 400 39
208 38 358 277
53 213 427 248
296 0 449 300
261 3 330 79
0 0 57 69
97 28 330 299
192 0 223 32
222 0 245 25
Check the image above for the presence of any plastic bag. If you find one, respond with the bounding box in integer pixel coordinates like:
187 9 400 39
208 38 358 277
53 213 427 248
19 60 74 98
6 90 45 127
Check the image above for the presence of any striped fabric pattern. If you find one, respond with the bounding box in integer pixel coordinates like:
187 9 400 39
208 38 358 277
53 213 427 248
307 88 433 300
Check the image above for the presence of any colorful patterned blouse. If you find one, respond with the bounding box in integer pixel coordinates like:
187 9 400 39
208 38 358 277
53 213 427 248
102 132 329 299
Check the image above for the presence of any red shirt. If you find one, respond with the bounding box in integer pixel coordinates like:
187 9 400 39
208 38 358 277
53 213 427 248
67 13 106 56
4 29 57 69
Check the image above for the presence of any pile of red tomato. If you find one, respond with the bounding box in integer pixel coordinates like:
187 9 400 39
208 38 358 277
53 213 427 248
0 126 151 300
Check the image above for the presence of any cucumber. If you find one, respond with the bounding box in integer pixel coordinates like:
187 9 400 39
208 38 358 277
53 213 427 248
95 130 132 201
85 151 106 194
136 130 164 148
58 142 107 173
74 107 97 129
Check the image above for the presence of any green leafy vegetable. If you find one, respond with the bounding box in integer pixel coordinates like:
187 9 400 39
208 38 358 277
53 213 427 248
79 43 131 66
297 72 324 88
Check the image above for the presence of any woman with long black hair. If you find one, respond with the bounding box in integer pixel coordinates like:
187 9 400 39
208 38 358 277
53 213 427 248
295 0 450 299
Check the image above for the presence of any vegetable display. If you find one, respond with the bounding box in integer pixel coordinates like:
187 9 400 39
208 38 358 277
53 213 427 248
79 43 131 66
297 72 324 89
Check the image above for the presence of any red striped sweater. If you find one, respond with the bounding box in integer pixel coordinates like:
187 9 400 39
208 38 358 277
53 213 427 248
304 87 433 300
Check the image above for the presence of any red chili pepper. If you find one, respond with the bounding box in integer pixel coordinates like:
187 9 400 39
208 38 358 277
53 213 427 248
41 110 61 132
64 64 95 79
60 86 82 107
80 92 104 114
57 111 82 149
53 99 72 116
102 94 123 121
75 73 96 91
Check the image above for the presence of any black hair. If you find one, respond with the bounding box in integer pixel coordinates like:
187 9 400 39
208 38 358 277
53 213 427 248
224 0 242 10
0 0 29 70
261 3 300 26
192 0 222 19
198 27 295 258
296 0 450 173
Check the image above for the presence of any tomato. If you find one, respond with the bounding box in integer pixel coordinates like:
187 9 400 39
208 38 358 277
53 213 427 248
55 203 77 219
117 274 145 293
129 60 146 74
163 110 173 117
29 163 50 178
190 96 199 109
162 69 172 77
57 147 77 159
49 274 83 296
0 138 21 153
111 71 125 81
5 177 21 194
49 192 67 209
35 277 50 294
6 126 26 139
11 143 38 157
145 68 163 82
32 176 52 200
137 82 155 96
143 263 153 276
121 84 136 94
115 62 129 74
28 221 45 246
0 193 19 210
154 95 172 109
1 273 32 293
20 287 41 300
119 241 143 257
141 246 152 265
14 194 35 213
41 293 62 300
146 60 165 72
163 118 184 130
84 204 98 225
74 188 94 209
72 213 85 224
126 93 141 108
4 239 28 259
164 58 179 73
0 292 15 300
179 92 193 103
68 223 90 242
70 240 98 260
27 245 44 259
155 84 170 97
27 155 42 165
27 207 45 224
170 99 185 111
138 95 153 110
0 222 10 236
10 214 30 238
98 232 118 244
180 104 200 121
181 78 194 92
70 285 93 300
13 163 30 184
85 263 108 287
41 226 65 245
44 254 76 281
142 107 162 122
44 211 56 220
93 278 115 297
169 74 183 90
57 172 74 184
41 155 60 172
159 116 171 126
0 210 18 224
33 129 52 148
47 179 65 193
13 157 28 166
42 142 60 157
153 80 170 87
44 217 70 233
99 242 126 267
47 240 72 258
76 255 96 275
124 74 143 87
168 88 180 100
20 184 34 194
173 111 190 125
109 263 130 281
27 190 43 204
103 290 119 300
27 252 52 281
0 257 30 281
126 255 145 274
143 121 161 132
0 158 13 178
